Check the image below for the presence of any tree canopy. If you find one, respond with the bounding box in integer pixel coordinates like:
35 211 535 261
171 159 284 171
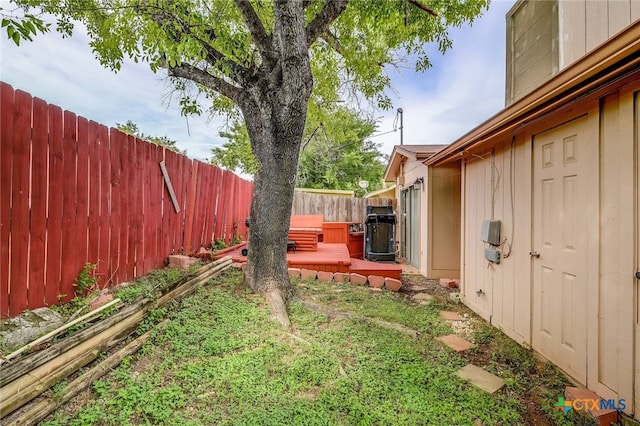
6 0 489 326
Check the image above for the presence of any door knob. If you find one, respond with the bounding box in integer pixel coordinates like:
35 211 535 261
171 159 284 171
636 271 640 280
529 251 540 258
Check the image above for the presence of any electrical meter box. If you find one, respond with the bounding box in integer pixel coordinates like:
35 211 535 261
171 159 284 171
481 220 501 246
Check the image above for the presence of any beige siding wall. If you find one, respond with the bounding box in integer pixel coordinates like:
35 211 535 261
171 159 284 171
588 86 637 405
506 0 640 105
635 90 640 421
394 161 461 278
506 0 558 105
461 79 640 414
461 140 532 343
559 0 640 69
427 165 461 278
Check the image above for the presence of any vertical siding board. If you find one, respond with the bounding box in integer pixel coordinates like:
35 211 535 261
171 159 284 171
59 110 78 303
109 128 123 285
97 124 111 286
27 98 49 309
8 90 32 314
44 105 63 307
0 83 15 316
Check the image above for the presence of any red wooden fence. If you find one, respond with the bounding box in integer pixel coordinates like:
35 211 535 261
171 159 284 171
0 82 253 317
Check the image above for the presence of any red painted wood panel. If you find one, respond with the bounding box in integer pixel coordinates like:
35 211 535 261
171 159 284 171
75 117 89 267
27 97 49 309
164 149 178 255
195 160 209 249
207 166 222 243
0 83 15 317
86 121 100 280
109 128 123 285
44 104 64 307
210 166 222 242
160 149 173 257
121 133 135 280
9 90 33 315
183 160 197 254
131 138 144 277
141 141 152 275
149 144 162 269
177 155 191 253
195 161 209 249
226 175 237 244
59 110 78 303
97 124 110 286
217 171 230 243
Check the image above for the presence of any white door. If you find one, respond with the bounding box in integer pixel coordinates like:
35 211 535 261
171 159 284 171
532 117 589 384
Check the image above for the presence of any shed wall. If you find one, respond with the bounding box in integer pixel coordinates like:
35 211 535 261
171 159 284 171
460 76 640 414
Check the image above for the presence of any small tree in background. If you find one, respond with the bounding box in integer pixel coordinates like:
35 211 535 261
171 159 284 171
211 107 387 195
116 120 186 155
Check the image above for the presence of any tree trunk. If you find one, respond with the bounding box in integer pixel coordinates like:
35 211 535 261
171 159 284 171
240 0 312 328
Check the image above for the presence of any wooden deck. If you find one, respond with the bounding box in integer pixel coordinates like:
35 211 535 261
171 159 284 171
229 243 402 279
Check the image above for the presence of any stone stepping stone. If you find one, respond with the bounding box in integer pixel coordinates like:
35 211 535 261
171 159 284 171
456 364 505 394
436 334 476 352
439 311 465 321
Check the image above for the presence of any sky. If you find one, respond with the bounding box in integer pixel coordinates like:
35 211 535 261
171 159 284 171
0 0 516 164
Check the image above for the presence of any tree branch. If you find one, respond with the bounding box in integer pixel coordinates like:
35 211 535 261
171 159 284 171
305 0 349 46
195 36 253 86
233 0 272 54
407 0 438 17
137 1 253 87
168 62 242 103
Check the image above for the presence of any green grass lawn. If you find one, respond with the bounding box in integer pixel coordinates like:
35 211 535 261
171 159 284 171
41 269 592 425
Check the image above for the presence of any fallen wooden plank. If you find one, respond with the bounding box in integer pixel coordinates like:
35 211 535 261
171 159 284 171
7 324 159 426
159 160 180 213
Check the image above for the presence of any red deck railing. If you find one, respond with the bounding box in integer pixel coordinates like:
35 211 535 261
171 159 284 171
0 82 253 317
